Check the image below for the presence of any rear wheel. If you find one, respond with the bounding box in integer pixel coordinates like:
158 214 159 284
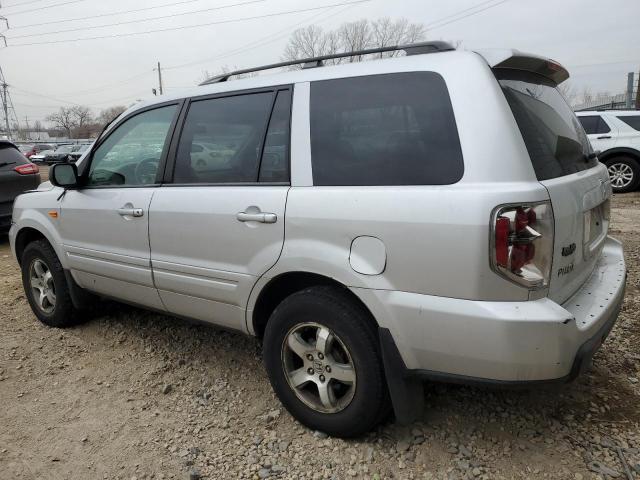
263 286 390 437
21 240 79 328
604 156 640 193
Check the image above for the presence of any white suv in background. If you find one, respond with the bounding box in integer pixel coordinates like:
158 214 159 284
577 110 640 192
9 43 626 437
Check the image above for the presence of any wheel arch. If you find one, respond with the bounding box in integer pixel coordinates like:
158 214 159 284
14 227 53 266
599 147 640 163
250 271 379 340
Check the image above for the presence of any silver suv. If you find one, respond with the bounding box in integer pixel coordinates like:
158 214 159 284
9 42 627 437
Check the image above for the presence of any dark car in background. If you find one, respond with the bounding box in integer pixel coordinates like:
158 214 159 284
41 144 76 164
68 143 92 162
20 144 53 159
0 140 40 232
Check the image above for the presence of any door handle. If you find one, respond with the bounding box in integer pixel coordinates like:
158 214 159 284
117 207 144 217
597 135 611 139
236 211 277 223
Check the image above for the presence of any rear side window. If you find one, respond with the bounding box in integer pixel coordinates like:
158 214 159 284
310 72 463 186
497 70 596 181
174 91 288 184
578 115 611 135
618 115 640 131
0 145 28 169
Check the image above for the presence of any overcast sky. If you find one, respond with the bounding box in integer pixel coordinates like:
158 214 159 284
0 0 637 126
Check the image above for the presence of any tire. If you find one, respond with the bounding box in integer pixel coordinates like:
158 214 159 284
263 286 390 437
21 240 80 328
604 156 640 193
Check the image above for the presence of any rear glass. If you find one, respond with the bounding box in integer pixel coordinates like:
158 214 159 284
0 145 27 169
310 72 463 186
497 70 596 181
618 115 640 131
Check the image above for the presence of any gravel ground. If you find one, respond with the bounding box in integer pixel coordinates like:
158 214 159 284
0 193 639 480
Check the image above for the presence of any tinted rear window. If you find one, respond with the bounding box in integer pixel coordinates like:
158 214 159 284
497 70 596 181
618 115 640 131
310 72 463 186
0 145 27 169
578 115 610 135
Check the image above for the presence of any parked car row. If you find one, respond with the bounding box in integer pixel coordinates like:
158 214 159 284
27 143 92 164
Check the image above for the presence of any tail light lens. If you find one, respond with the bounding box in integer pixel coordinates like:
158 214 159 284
490 202 554 289
14 163 39 175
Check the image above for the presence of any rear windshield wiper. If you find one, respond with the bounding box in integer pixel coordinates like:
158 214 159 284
584 151 600 162
0 161 16 168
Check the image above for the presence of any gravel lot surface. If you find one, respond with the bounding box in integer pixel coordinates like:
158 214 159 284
0 193 639 480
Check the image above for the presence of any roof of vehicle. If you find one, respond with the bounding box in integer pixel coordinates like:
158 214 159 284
576 110 640 116
0 139 18 150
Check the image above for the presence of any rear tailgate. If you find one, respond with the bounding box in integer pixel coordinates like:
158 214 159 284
496 68 611 304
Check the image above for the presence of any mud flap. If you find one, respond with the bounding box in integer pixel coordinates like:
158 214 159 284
63 269 94 310
379 328 424 425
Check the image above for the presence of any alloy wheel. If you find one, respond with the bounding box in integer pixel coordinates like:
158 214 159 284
29 258 56 314
281 322 356 413
608 162 634 189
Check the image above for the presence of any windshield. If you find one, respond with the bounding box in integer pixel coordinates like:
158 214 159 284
55 145 74 153
496 70 596 181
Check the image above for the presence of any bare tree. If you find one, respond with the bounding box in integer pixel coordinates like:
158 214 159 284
282 17 428 66
98 105 127 126
71 106 93 129
558 82 577 106
46 107 77 139
33 120 43 132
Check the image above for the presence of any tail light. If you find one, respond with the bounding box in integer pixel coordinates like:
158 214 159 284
490 202 554 289
14 163 39 175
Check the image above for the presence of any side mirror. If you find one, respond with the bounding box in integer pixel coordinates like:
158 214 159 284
49 162 79 188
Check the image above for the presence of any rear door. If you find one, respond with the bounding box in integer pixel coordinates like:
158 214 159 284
577 114 618 152
149 87 291 331
498 70 611 303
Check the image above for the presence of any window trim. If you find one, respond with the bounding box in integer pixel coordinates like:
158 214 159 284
161 84 293 186
78 99 185 190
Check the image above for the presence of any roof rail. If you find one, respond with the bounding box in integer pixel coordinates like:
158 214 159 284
199 41 455 86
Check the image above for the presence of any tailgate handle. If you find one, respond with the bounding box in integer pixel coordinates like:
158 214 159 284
597 135 611 139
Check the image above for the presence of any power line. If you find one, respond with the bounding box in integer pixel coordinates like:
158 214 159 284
427 0 511 31
7 0 371 47
7 0 268 39
1 0 46 8
164 3 355 71
11 0 220 29
2 0 89 16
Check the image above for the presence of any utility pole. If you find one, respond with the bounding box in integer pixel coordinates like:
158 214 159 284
155 61 163 95
627 72 635 109
636 69 640 110
1 80 10 138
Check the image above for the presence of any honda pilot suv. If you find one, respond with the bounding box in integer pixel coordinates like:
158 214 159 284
9 42 626 437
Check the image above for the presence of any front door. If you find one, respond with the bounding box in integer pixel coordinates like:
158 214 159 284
59 103 180 310
149 88 292 331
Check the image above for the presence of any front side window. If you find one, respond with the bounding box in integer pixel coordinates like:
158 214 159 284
87 105 177 186
578 115 611 135
618 115 640 131
174 92 275 184
310 72 464 186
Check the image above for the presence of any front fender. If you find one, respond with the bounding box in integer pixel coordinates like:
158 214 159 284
10 189 66 268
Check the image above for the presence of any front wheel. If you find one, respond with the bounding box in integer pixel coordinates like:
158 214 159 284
263 286 390 437
604 156 640 193
21 240 79 328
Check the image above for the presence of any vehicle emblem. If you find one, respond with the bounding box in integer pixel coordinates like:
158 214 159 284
561 243 576 257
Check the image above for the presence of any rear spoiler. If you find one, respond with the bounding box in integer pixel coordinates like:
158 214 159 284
474 49 569 85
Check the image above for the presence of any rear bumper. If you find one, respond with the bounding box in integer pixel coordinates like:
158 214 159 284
358 236 626 384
